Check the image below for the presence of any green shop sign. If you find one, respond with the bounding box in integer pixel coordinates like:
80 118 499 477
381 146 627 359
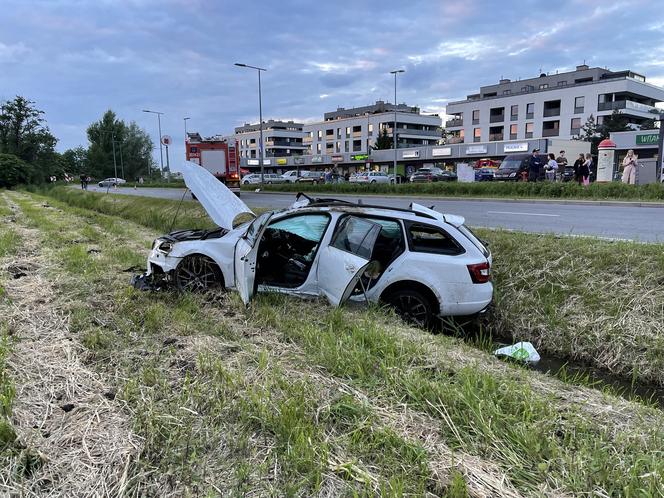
351 154 369 161
636 133 659 145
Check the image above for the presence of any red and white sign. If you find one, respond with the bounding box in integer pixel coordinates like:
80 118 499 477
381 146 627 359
161 135 172 146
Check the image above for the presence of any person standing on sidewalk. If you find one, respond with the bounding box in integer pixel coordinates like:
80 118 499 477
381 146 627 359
573 154 585 184
621 149 638 185
528 148 543 182
555 150 568 182
580 154 592 186
545 153 558 181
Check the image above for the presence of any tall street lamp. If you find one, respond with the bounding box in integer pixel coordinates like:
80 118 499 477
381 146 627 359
235 62 267 184
390 69 405 183
184 117 190 162
143 109 164 176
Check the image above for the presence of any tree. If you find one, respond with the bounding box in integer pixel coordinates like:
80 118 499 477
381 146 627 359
639 119 657 130
0 154 35 188
86 110 155 179
372 128 392 150
599 109 630 136
61 146 88 175
0 96 58 182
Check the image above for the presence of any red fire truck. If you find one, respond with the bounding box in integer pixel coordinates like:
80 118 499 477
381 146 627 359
185 133 241 195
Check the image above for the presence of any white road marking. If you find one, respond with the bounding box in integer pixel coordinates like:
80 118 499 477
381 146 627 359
487 210 560 217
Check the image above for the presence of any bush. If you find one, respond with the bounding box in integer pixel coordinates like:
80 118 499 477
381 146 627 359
0 154 35 189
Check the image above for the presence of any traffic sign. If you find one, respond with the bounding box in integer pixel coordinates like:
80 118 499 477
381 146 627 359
161 135 172 146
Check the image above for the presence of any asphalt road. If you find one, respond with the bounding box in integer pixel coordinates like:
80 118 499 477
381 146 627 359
84 185 664 242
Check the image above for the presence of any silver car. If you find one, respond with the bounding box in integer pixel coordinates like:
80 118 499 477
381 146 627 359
97 177 126 188
243 173 286 185
351 171 392 184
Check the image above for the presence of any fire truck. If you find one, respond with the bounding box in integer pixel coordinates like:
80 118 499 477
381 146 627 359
185 133 241 195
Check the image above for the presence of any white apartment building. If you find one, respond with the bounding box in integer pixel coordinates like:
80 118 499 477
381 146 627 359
233 120 307 159
445 65 664 143
303 101 442 156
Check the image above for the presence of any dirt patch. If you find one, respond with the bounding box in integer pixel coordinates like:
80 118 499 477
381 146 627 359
0 198 142 496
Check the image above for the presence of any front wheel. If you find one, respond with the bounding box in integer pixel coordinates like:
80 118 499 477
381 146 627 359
385 288 436 328
243 181 250 185
174 255 223 292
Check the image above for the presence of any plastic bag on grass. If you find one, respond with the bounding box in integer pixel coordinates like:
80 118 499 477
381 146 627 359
494 341 540 363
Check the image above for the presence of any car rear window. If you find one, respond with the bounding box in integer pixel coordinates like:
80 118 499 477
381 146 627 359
405 222 464 255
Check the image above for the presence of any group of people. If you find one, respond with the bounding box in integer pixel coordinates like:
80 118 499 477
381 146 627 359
79 173 91 190
528 149 592 185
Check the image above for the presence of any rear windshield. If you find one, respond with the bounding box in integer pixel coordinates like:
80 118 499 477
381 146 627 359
458 225 490 257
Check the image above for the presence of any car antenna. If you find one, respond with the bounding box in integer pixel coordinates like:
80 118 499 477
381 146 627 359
168 188 190 233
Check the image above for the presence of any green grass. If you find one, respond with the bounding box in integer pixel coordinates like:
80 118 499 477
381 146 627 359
11 188 664 495
245 179 664 201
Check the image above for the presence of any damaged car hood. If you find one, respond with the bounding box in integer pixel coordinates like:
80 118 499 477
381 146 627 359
180 161 254 230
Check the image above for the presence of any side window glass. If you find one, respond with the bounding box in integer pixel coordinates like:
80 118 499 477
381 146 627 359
244 211 273 247
406 222 463 255
267 214 329 242
331 217 381 259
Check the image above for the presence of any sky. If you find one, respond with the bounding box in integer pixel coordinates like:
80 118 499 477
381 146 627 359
1 0 663 165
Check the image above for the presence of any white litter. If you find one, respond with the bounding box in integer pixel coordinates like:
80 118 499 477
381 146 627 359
494 341 540 363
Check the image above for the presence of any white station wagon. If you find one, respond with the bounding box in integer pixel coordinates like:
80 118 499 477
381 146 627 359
133 161 493 327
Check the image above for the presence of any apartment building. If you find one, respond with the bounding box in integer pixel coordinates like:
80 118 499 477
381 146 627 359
445 65 664 143
302 101 442 156
233 120 307 158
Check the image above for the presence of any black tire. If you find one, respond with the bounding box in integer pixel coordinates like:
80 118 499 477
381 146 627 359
371 180 376 184
243 180 250 185
267 181 272 184
385 288 436 328
174 255 223 292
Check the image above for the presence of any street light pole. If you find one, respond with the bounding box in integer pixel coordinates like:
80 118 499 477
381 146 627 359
142 109 164 177
657 114 664 183
390 69 405 183
235 62 267 184
184 117 190 140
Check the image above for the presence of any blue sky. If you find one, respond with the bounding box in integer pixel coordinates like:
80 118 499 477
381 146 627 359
1 0 663 162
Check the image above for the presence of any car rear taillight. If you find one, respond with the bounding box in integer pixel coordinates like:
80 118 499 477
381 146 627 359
467 262 491 284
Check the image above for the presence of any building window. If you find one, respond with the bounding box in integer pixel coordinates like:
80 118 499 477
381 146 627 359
344 141 349 152
316 143 321 154
472 110 480 124
326 129 334 138
503 89 511 95
570 118 581 136
336 141 341 153
337 128 341 139
473 128 481 142
526 103 534 119
596 116 605 126
542 120 560 137
368 123 374 135
525 122 534 138
346 127 351 138
510 105 518 120
557 81 567 87
539 83 548 89
352 139 362 152
510 124 517 139
317 130 322 139
574 96 584 113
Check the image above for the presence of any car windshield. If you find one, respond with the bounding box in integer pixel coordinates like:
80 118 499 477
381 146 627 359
499 159 525 170
416 169 431 174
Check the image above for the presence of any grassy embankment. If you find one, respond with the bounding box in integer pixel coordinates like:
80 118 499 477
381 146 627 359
1 188 664 495
43 186 664 386
243 179 664 201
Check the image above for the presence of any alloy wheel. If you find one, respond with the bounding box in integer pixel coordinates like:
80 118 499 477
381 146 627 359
175 255 221 292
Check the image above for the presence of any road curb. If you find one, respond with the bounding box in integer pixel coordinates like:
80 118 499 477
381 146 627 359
244 190 664 208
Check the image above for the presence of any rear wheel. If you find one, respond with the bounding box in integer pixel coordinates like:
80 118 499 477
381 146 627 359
174 255 223 292
385 288 436 328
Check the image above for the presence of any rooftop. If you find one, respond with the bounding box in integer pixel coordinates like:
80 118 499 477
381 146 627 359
323 100 423 121
235 120 304 134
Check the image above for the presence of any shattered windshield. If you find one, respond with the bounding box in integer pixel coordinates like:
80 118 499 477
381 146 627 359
268 215 330 242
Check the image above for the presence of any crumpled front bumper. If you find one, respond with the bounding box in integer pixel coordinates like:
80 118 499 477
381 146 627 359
131 248 182 290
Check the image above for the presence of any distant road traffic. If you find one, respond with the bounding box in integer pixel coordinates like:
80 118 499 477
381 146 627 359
83 185 664 242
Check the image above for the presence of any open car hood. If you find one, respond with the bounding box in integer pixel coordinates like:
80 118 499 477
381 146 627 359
180 161 254 230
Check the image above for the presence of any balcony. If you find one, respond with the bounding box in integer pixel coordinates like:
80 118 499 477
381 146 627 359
489 113 505 123
448 136 464 144
542 128 560 137
543 108 561 117
352 131 362 138
446 118 463 127
599 100 660 113
489 133 504 141
303 136 312 144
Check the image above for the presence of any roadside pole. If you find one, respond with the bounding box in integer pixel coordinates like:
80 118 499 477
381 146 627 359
658 115 664 182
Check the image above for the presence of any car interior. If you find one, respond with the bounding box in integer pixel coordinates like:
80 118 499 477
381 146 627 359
255 213 330 288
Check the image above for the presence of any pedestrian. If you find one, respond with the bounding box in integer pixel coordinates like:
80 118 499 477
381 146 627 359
580 153 592 186
555 150 568 182
528 148 543 182
545 153 558 181
138 176 144 185
79 173 87 190
573 154 585 184
621 149 638 185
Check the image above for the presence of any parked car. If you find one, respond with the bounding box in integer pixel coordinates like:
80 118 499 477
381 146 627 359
97 177 126 188
282 170 301 183
410 167 457 183
493 153 532 181
242 174 262 185
297 171 325 184
133 162 493 328
475 158 501 169
475 168 495 182
350 171 391 184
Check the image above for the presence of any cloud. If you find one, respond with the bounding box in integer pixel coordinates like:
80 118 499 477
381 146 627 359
0 41 31 62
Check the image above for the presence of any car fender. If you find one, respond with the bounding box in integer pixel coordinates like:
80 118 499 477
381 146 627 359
166 240 236 288
369 271 444 312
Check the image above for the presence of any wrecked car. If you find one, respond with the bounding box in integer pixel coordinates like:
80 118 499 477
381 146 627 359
133 161 493 327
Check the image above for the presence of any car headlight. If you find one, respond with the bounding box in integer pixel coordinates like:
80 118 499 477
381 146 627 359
509 172 516 178
153 238 173 253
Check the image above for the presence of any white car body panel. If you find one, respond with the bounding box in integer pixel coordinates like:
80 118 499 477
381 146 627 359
180 160 253 230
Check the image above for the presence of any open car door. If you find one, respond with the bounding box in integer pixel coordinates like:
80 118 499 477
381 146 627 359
234 211 274 304
317 216 381 306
